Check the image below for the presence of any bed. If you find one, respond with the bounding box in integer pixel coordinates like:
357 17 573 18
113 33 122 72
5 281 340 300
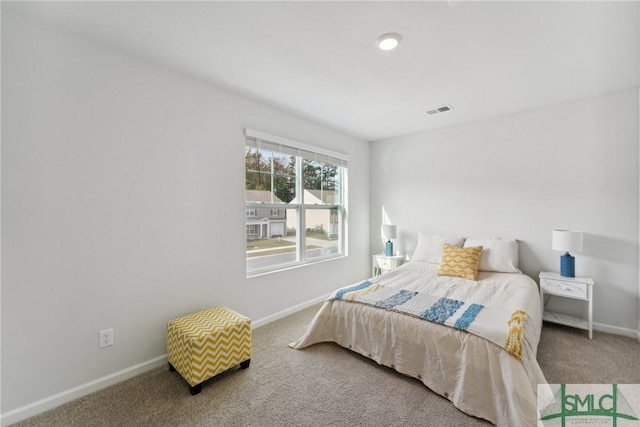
290 234 548 427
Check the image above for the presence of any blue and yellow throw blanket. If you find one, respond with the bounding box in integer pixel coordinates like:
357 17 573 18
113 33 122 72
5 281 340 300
332 280 529 361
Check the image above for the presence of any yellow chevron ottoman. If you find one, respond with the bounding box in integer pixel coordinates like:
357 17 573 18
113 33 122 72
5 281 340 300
167 306 252 395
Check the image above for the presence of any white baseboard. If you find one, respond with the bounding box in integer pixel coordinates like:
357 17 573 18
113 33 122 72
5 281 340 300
1 355 167 427
592 322 640 340
252 293 328 329
1 294 328 426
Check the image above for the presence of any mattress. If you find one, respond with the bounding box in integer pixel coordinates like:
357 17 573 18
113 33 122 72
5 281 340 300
290 261 548 426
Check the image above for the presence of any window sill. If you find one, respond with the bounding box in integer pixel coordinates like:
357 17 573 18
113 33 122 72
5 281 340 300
246 253 346 278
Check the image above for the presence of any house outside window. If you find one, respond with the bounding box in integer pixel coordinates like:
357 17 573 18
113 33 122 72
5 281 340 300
245 129 348 276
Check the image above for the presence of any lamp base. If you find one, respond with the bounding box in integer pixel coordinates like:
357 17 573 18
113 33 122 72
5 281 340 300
385 241 393 257
560 252 575 277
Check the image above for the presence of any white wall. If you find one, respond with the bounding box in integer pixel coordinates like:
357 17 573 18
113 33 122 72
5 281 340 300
1 11 370 419
371 88 639 336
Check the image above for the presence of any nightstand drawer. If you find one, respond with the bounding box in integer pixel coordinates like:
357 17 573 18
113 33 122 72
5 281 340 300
372 254 405 276
539 271 594 339
541 278 587 299
375 257 392 270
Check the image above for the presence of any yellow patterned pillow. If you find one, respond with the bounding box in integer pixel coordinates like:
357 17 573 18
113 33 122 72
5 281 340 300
438 244 483 281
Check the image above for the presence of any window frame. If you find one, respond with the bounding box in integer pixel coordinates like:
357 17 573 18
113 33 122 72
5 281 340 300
245 129 348 277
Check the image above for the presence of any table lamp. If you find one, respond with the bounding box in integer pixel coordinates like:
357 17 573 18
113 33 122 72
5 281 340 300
552 230 583 277
382 224 397 256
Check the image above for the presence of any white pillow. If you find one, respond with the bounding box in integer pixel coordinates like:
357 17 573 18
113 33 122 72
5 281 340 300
411 232 465 264
463 238 520 273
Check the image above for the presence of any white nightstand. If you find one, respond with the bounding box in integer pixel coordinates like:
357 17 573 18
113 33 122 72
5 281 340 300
372 254 405 276
539 271 594 339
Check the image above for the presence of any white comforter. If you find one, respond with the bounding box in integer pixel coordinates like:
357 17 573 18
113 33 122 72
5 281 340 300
290 261 548 427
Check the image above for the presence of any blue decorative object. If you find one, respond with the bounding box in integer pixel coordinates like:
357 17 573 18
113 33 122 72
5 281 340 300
421 298 464 324
385 241 393 256
382 224 397 256
454 304 484 331
553 230 583 278
560 252 575 277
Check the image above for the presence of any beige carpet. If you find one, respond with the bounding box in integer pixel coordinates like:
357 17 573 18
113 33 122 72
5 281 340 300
12 304 640 426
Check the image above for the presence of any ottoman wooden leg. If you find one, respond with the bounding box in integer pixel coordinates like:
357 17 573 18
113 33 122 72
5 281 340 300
240 359 251 369
190 383 202 396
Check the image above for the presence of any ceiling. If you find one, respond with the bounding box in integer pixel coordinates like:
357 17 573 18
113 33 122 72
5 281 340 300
4 1 639 141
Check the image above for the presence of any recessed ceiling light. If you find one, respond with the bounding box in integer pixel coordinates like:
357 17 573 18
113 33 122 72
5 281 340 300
377 33 402 51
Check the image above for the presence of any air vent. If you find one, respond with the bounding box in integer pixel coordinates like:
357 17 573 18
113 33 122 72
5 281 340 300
426 104 454 116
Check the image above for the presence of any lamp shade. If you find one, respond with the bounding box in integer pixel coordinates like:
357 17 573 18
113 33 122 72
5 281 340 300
381 224 397 240
552 230 583 253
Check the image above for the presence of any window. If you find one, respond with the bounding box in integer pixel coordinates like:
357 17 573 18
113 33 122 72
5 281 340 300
245 128 348 276
246 224 259 238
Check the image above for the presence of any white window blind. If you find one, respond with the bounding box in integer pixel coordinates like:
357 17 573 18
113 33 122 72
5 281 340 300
245 128 348 168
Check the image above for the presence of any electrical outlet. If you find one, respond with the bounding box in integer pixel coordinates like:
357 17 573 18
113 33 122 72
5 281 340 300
99 328 113 348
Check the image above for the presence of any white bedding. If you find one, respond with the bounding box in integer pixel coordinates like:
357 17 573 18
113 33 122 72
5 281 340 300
290 261 548 427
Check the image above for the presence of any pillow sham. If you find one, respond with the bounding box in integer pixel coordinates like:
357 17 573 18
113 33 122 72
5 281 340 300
463 238 520 273
411 232 465 264
438 244 483 281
